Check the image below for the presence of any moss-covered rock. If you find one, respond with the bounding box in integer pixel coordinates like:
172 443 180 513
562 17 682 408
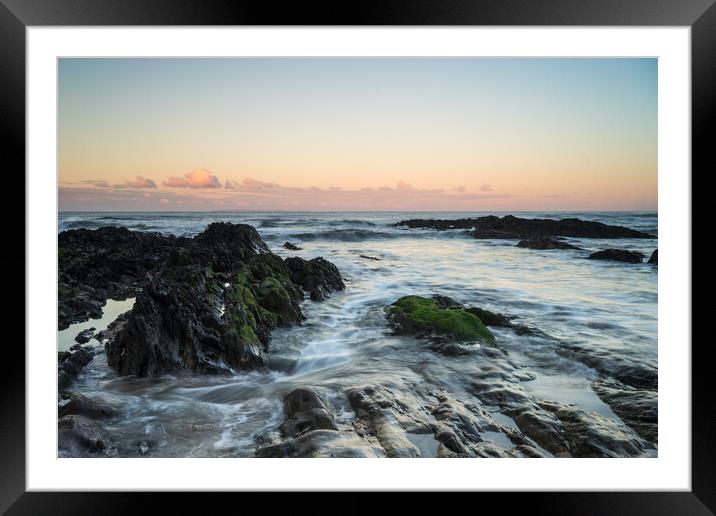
105 223 340 377
386 296 494 343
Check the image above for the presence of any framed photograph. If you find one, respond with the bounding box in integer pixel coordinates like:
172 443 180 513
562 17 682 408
4 0 709 512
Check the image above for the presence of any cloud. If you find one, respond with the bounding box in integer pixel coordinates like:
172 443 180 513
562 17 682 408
480 184 494 192
452 186 466 193
396 181 414 192
239 178 280 191
224 180 239 189
79 180 111 188
163 168 221 189
114 176 157 189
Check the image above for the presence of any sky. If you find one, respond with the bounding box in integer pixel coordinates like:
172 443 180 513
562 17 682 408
58 58 657 212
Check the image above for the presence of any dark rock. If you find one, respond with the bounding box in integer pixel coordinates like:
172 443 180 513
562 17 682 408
105 223 342 377
74 327 96 344
396 215 654 239
516 237 580 250
58 415 114 457
464 307 512 327
94 310 131 342
282 242 302 251
431 294 463 309
588 249 644 263
58 226 189 329
58 394 116 419
284 256 345 301
58 347 96 389
648 249 658 264
592 378 657 443
280 388 337 437
359 254 380 261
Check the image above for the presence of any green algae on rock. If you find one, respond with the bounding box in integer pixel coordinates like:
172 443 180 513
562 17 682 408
386 295 495 343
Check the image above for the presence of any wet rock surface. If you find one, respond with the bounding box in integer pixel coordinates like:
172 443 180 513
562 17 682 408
588 249 645 263
282 241 302 250
396 215 654 239
58 415 115 457
58 346 96 390
105 223 344 376
592 378 657 443
557 343 657 390
256 388 384 458
280 388 337 437
648 249 658 264
74 327 96 344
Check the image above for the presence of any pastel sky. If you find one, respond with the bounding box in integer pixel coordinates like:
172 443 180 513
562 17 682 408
58 58 657 211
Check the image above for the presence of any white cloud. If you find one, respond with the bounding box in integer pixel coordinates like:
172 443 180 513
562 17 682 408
114 176 157 189
163 168 221 189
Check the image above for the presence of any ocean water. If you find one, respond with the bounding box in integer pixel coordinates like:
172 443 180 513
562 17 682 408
58 211 657 457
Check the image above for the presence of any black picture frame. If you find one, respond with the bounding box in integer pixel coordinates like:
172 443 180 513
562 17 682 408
2 0 709 513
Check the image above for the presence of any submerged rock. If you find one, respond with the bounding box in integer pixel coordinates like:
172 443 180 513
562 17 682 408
106 223 342 377
58 415 114 457
588 249 644 263
648 249 658 264
58 394 116 419
396 215 654 239
282 241 301 251
74 327 96 344
386 296 495 343
516 237 580 250
359 254 380 261
557 344 657 390
284 256 345 301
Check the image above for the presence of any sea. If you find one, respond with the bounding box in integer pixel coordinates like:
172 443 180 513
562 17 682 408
57 211 658 457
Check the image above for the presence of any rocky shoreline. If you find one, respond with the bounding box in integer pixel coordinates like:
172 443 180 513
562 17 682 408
57 219 658 458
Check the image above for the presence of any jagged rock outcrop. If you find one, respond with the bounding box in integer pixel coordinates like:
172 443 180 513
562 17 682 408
284 256 346 301
106 223 344 376
396 215 654 239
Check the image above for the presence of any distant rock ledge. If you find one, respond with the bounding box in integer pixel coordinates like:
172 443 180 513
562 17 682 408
396 215 654 240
